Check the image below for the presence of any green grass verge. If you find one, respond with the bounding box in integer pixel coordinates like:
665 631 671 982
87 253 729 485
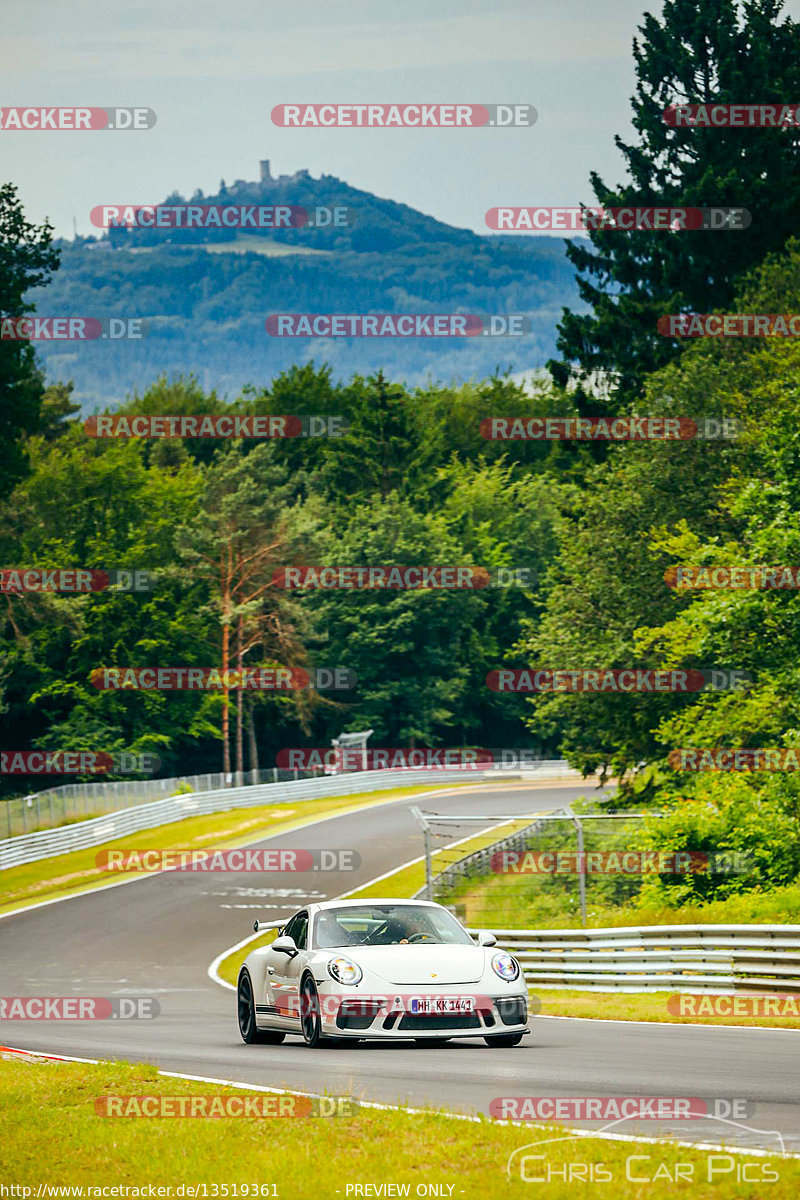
0 784 471 918
535 988 800 1030
449 874 800 929
1 1057 794 1197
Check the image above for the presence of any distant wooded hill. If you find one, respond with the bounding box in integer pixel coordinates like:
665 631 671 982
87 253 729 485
27 167 583 410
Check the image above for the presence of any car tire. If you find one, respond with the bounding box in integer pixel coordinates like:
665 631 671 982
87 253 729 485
300 975 325 1047
237 968 286 1045
483 1032 524 1047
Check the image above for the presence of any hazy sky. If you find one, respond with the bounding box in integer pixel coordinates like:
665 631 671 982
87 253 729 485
4 0 800 239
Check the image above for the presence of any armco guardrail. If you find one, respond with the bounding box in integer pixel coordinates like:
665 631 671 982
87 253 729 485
1 767 312 838
479 925 800 994
0 761 575 871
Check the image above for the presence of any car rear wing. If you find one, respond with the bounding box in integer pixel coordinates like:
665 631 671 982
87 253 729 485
253 919 285 933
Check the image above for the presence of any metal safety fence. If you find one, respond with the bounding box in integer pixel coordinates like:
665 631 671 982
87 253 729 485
476 925 800 993
412 802 656 927
0 767 310 839
0 760 576 871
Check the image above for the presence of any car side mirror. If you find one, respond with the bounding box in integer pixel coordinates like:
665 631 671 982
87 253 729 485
477 931 497 947
271 935 298 957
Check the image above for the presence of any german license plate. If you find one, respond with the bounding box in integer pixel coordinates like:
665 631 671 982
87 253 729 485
410 997 474 1014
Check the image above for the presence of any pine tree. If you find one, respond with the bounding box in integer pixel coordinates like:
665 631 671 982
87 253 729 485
0 184 60 497
317 372 422 502
550 0 800 409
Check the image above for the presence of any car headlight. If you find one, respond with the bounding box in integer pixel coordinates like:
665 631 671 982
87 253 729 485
327 956 362 985
491 951 520 981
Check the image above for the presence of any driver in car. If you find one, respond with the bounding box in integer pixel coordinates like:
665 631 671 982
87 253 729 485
397 912 434 944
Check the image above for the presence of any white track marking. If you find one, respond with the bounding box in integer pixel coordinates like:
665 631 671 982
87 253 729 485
536 1012 800 1033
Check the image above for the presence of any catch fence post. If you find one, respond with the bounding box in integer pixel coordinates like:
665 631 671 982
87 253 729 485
567 809 587 927
410 806 433 900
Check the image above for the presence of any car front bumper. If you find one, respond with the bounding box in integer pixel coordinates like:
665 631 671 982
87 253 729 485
316 985 530 1040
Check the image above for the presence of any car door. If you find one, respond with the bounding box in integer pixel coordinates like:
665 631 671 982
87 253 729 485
264 910 308 1029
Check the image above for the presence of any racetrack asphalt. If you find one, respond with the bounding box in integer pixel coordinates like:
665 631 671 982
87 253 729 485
1 779 798 1154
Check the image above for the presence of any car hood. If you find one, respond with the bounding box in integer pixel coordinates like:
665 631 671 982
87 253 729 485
342 944 487 985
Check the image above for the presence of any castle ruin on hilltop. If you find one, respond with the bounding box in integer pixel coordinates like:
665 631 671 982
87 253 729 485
228 161 310 190
262 159 309 185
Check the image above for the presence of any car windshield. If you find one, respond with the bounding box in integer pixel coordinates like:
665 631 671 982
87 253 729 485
312 904 474 949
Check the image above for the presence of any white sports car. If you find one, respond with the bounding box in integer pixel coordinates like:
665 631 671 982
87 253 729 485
236 898 529 1047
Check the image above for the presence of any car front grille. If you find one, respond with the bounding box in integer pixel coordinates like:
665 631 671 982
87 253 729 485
397 1012 481 1031
496 997 528 1026
335 999 385 1031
